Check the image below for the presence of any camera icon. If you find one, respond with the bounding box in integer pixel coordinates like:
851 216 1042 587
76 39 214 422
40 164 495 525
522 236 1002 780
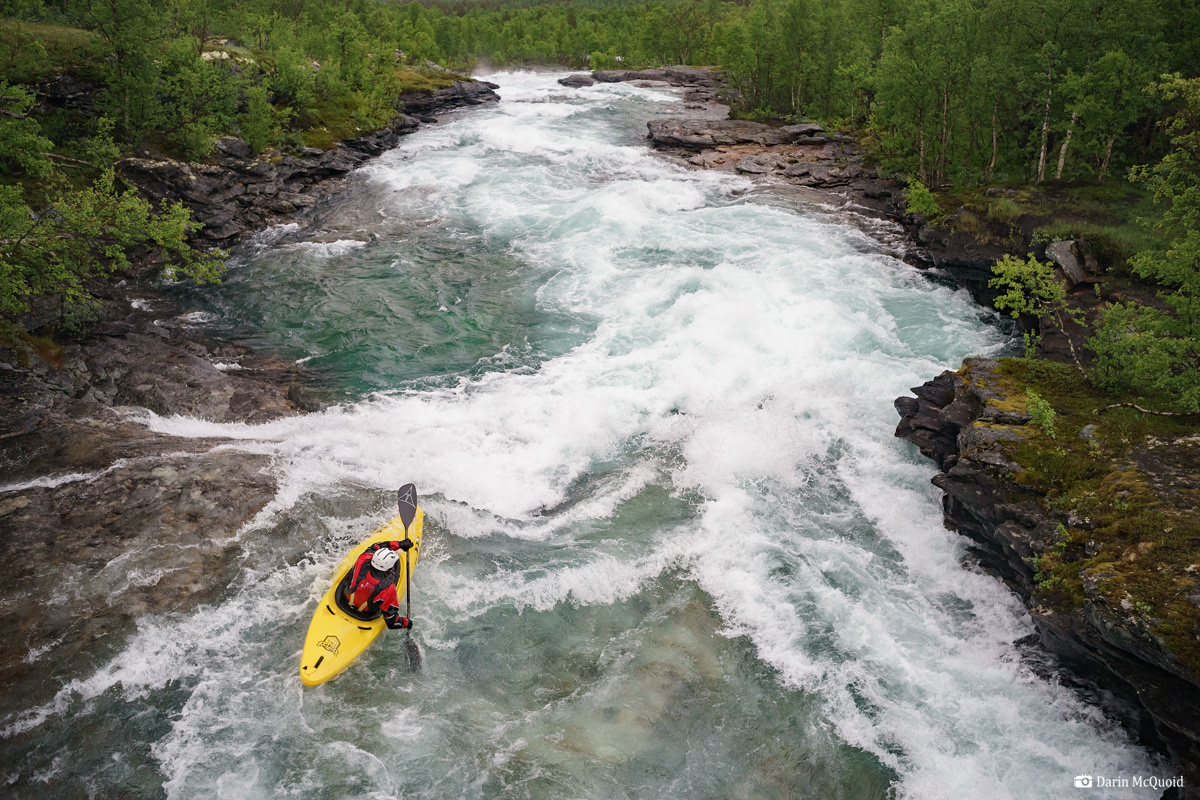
1075 776 1094 788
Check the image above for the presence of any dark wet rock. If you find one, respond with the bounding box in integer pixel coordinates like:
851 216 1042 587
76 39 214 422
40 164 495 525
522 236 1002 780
214 135 252 159
592 67 723 87
396 79 499 115
0 298 327 704
36 74 97 112
896 358 1200 792
558 74 597 87
780 122 824 139
0 445 278 709
735 153 786 174
648 119 791 149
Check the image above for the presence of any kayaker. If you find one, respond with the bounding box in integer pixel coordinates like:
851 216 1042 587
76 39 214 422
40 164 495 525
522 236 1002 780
341 541 414 630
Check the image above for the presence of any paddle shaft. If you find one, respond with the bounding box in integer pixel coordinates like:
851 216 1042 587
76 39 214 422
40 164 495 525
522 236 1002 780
404 543 411 622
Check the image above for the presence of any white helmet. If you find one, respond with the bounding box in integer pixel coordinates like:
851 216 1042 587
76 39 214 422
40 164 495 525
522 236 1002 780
370 548 399 572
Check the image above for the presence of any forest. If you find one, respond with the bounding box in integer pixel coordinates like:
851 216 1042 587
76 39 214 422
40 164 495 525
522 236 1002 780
1 0 1199 407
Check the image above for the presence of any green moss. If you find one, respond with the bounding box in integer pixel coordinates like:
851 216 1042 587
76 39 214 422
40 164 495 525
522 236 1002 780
394 67 464 94
991 357 1200 673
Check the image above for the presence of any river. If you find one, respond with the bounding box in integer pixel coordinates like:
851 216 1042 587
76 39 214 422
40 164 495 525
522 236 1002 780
0 72 1165 799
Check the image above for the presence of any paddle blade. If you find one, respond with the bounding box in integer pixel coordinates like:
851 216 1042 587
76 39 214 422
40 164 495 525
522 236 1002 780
397 483 418 530
405 635 422 673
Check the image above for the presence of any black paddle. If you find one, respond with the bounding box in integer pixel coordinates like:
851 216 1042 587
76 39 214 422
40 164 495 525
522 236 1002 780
396 483 421 673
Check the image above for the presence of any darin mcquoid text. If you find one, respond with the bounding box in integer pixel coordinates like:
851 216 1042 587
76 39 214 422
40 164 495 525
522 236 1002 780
1073 775 1185 790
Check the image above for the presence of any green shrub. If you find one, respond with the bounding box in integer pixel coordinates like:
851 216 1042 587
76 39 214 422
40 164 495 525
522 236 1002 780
989 254 1066 318
903 178 941 219
240 85 276 155
1026 391 1057 438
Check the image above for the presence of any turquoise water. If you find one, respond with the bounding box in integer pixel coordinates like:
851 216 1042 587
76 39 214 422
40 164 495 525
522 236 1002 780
0 73 1166 799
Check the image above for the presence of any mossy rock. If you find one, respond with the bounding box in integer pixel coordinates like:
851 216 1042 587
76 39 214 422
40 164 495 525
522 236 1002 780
984 356 1200 672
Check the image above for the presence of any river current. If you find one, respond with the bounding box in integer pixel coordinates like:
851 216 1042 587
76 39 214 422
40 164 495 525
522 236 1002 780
0 72 1165 799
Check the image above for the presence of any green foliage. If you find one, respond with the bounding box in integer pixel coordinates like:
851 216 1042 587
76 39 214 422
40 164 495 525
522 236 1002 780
1089 301 1200 411
902 178 940 219
4 0 1195 193
1129 75 1200 298
1026 390 1057 438
988 254 1067 319
1087 75 1200 412
239 84 276 155
0 170 223 319
84 0 163 143
0 82 53 177
0 91 221 321
158 38 242 160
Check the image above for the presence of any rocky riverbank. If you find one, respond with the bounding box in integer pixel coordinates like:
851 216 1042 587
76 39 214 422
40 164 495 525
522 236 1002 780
895 359 1200 795
116 79 500 247
0 77 499 707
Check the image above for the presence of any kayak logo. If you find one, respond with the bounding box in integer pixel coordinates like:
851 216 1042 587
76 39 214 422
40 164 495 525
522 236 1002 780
318 635 341 656
1075 776 1093 788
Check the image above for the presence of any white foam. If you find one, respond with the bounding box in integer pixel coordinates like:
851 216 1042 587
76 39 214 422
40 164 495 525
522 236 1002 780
0 459 134 493
284 238 368 258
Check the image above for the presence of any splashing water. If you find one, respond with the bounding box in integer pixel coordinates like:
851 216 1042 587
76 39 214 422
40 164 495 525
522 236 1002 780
0 72 1164 799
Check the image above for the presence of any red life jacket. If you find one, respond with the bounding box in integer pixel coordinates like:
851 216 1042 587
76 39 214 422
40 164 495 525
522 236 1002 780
343 547 400 618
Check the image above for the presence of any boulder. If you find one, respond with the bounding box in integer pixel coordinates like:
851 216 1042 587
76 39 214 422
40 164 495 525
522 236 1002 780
558 74 597 88
213 136 252 160
1045 240 1089 286
735 153 786 174
781 122 824 140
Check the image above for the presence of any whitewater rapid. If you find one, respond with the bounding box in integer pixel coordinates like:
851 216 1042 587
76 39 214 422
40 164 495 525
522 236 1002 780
0 72 1165 799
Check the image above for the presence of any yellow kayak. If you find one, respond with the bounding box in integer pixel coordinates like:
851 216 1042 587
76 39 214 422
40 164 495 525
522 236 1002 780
300 484 424 687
